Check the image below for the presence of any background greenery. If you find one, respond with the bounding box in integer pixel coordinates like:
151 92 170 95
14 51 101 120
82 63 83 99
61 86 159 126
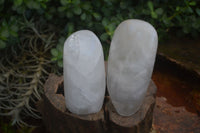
1 0 200 62
0 0 200 127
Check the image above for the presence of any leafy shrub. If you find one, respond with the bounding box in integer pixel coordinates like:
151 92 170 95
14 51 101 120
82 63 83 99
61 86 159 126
1 0 200 63
0 0 50 49
51 0 200 65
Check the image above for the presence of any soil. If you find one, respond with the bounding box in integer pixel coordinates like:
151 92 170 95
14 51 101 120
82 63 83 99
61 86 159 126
153 97 200 133
151 37 200 133
157 36 200 114
152 57 200 133
152 62 198 113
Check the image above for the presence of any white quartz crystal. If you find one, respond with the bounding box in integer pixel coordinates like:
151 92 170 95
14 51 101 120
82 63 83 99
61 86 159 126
63 30 105 115
107 19 158 116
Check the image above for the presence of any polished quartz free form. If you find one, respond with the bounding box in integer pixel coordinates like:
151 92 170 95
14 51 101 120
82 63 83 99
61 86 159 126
107 19 158 116
63 30 105 115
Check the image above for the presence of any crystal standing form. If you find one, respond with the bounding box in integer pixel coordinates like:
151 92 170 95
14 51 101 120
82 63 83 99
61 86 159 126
63 30 105 115
107 19 158 116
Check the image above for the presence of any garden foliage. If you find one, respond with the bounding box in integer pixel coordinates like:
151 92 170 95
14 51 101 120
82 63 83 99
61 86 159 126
0 0 200 63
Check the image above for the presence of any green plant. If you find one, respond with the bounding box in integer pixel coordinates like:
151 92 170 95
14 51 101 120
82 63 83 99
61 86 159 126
0 0 50 49
1 0 200 58
0 118 34 133
0 21 59 126
51 37 65 67
0 17 19 49
49 0 200 65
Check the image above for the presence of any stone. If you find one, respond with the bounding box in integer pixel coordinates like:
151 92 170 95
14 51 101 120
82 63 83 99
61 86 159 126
107 19 158 116
63 30 105 115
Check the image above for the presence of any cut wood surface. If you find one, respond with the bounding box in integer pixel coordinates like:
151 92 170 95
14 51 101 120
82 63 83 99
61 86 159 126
39 74 156 133
105 81 156 133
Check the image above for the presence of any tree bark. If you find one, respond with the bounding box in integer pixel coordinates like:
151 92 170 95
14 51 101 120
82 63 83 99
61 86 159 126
38 74 156 133
105 81 156 133
39 74 105 133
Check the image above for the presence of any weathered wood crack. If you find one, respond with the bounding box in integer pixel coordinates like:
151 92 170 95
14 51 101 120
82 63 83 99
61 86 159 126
38 74 156 133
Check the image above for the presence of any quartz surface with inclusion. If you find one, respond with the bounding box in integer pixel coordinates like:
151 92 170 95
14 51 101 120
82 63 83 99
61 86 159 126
107 19 158 116
63 30 105 115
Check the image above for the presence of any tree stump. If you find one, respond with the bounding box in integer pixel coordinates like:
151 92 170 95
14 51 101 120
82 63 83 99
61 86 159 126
39 74 156 133
105 81 157 133
39 74 105 133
